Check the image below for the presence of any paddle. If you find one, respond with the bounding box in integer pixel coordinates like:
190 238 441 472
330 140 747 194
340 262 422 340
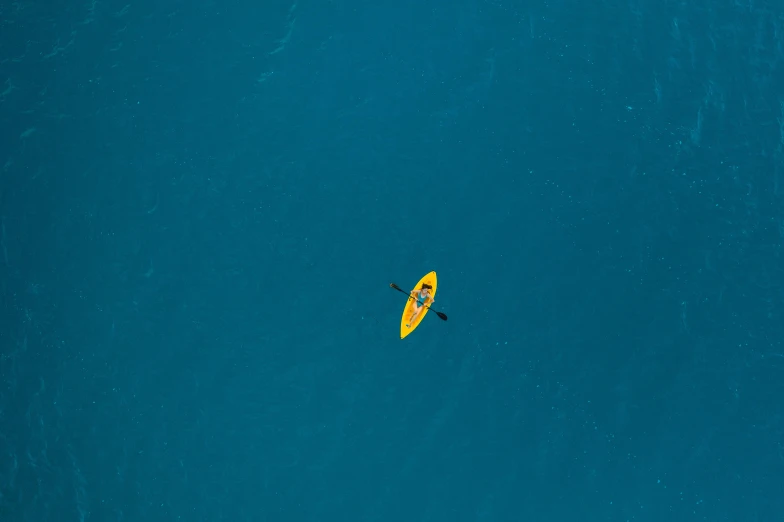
390 283 448 321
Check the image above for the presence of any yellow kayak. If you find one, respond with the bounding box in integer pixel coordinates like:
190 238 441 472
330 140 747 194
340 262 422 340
399 271 438 339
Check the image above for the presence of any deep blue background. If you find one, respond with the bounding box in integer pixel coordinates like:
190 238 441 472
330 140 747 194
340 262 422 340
1 0 783 520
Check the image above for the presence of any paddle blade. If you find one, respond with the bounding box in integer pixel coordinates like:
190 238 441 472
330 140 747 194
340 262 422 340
436 312 448 321
390 283 410 297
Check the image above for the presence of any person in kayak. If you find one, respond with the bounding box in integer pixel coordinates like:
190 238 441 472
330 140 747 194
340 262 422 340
406 283 434 328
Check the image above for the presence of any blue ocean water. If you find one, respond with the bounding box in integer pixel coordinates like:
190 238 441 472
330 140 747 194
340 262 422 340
1 0 783 520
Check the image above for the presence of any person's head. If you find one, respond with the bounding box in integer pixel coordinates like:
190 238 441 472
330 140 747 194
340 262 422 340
421 283 433 291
